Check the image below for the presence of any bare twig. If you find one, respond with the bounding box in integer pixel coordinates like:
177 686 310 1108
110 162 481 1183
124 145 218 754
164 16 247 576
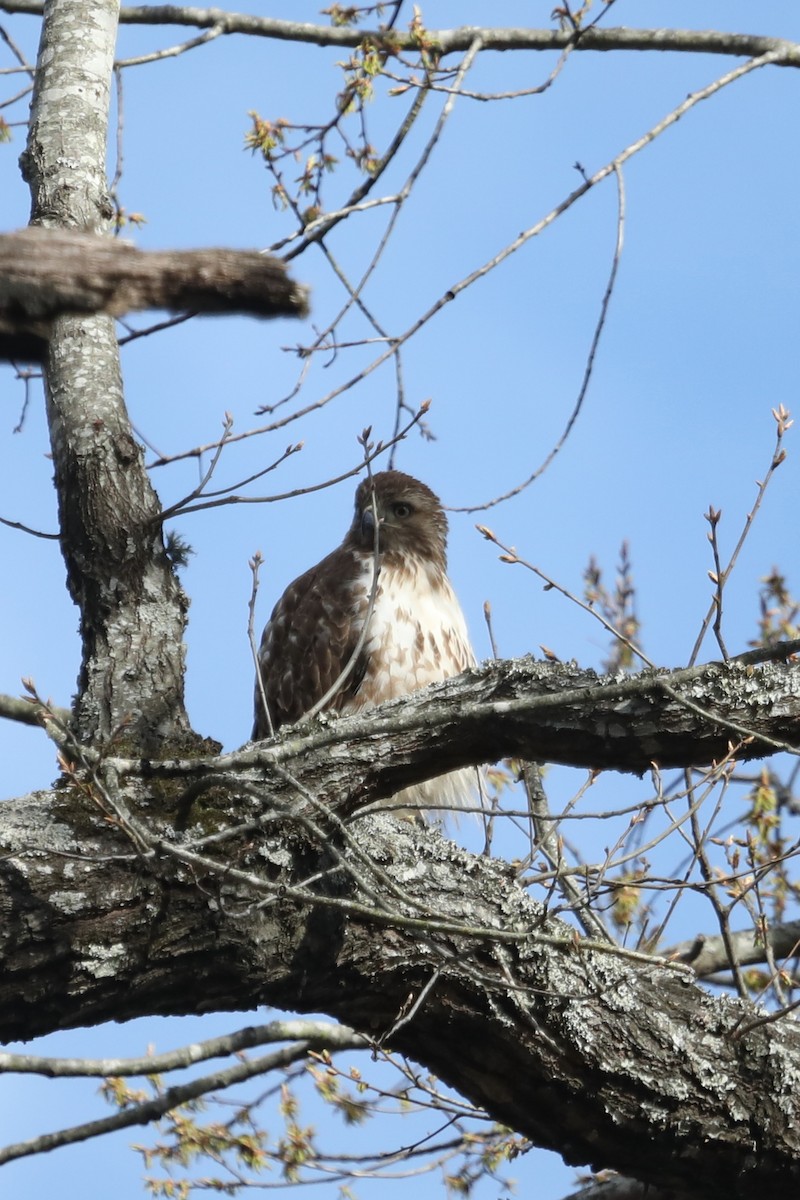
0 1019 367 1077
0 1035 364 1167
452 162 626 512
269 41 481 448
684 768 749 997
115 20 224 68
476 524 654 669
688 406 792 665
247 50 781 450
248 552 273 737
0 514 57 538
524 763 614 942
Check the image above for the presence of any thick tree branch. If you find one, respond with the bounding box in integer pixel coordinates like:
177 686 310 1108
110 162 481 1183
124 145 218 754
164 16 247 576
1 649 799 1192
21 0 197 748
2 5 800 65
107 650 800 805
9 649 798 801
0 228 309 363
0 786 798 1198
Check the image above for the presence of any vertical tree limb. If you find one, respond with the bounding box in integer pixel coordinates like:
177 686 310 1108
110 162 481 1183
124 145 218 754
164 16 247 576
22 0 192 746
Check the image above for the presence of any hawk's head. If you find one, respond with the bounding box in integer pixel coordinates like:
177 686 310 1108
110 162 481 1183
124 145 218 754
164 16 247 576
348 471 448 569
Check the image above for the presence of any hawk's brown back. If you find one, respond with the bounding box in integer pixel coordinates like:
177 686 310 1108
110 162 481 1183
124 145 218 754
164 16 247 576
252 544 369 738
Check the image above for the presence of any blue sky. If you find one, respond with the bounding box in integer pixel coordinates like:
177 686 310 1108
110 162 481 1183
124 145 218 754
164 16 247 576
2 2 800 1196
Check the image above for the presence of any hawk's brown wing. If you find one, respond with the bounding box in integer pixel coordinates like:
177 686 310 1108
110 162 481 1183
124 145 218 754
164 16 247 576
252 546 368 739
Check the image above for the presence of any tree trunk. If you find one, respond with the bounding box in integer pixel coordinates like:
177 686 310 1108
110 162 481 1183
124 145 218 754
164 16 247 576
21 0 192 748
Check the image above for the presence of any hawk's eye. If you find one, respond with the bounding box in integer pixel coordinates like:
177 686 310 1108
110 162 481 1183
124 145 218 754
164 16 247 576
392 502 413 519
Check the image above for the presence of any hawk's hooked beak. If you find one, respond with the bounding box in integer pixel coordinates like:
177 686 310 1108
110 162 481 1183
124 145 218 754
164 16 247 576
361 505 379 547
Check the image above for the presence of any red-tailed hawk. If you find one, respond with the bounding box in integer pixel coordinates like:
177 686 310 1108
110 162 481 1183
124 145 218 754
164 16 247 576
253 470 479 818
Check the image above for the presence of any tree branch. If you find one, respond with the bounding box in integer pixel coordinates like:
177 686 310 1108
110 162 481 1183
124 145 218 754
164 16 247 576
665 920 800 977
2 5 799 65
0 1018 366 1077
0 1037 332 1165
22 0 196 748
0 691 70 729
22 642 798 794
113 649 800 802
2 648 800 1192
0 228 309 362
563 1181 685 1200
0 787 798 1197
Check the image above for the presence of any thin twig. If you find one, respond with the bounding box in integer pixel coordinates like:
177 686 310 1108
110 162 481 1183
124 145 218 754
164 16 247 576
378 969 442 1046
685 767 748 997
114 21 224 68
688 405 792 665
0 514 58 538
477 524 654 669
524 763 614 942
451 160 627 512
248 551 273 737
0 1019 366 1078
250 51 782 450
0 1040 345 1167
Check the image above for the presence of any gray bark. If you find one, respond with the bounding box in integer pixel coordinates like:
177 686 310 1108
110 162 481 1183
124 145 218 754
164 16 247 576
195 651 800 808
3 649 800 1192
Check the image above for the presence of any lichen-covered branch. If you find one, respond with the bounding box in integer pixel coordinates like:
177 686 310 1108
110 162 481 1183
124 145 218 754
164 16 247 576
0 786 798 1198
1 644 799 1192
665 919 800 978
108 650 800 809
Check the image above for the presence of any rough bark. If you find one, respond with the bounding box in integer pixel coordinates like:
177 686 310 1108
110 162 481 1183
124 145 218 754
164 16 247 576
2 649 800 1191
136 651 800 809
0 773 798 1200
563 1184 686 1200
0 228 309 362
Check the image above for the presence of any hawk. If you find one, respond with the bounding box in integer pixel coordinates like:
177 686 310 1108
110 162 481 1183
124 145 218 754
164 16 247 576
253 470 480 818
